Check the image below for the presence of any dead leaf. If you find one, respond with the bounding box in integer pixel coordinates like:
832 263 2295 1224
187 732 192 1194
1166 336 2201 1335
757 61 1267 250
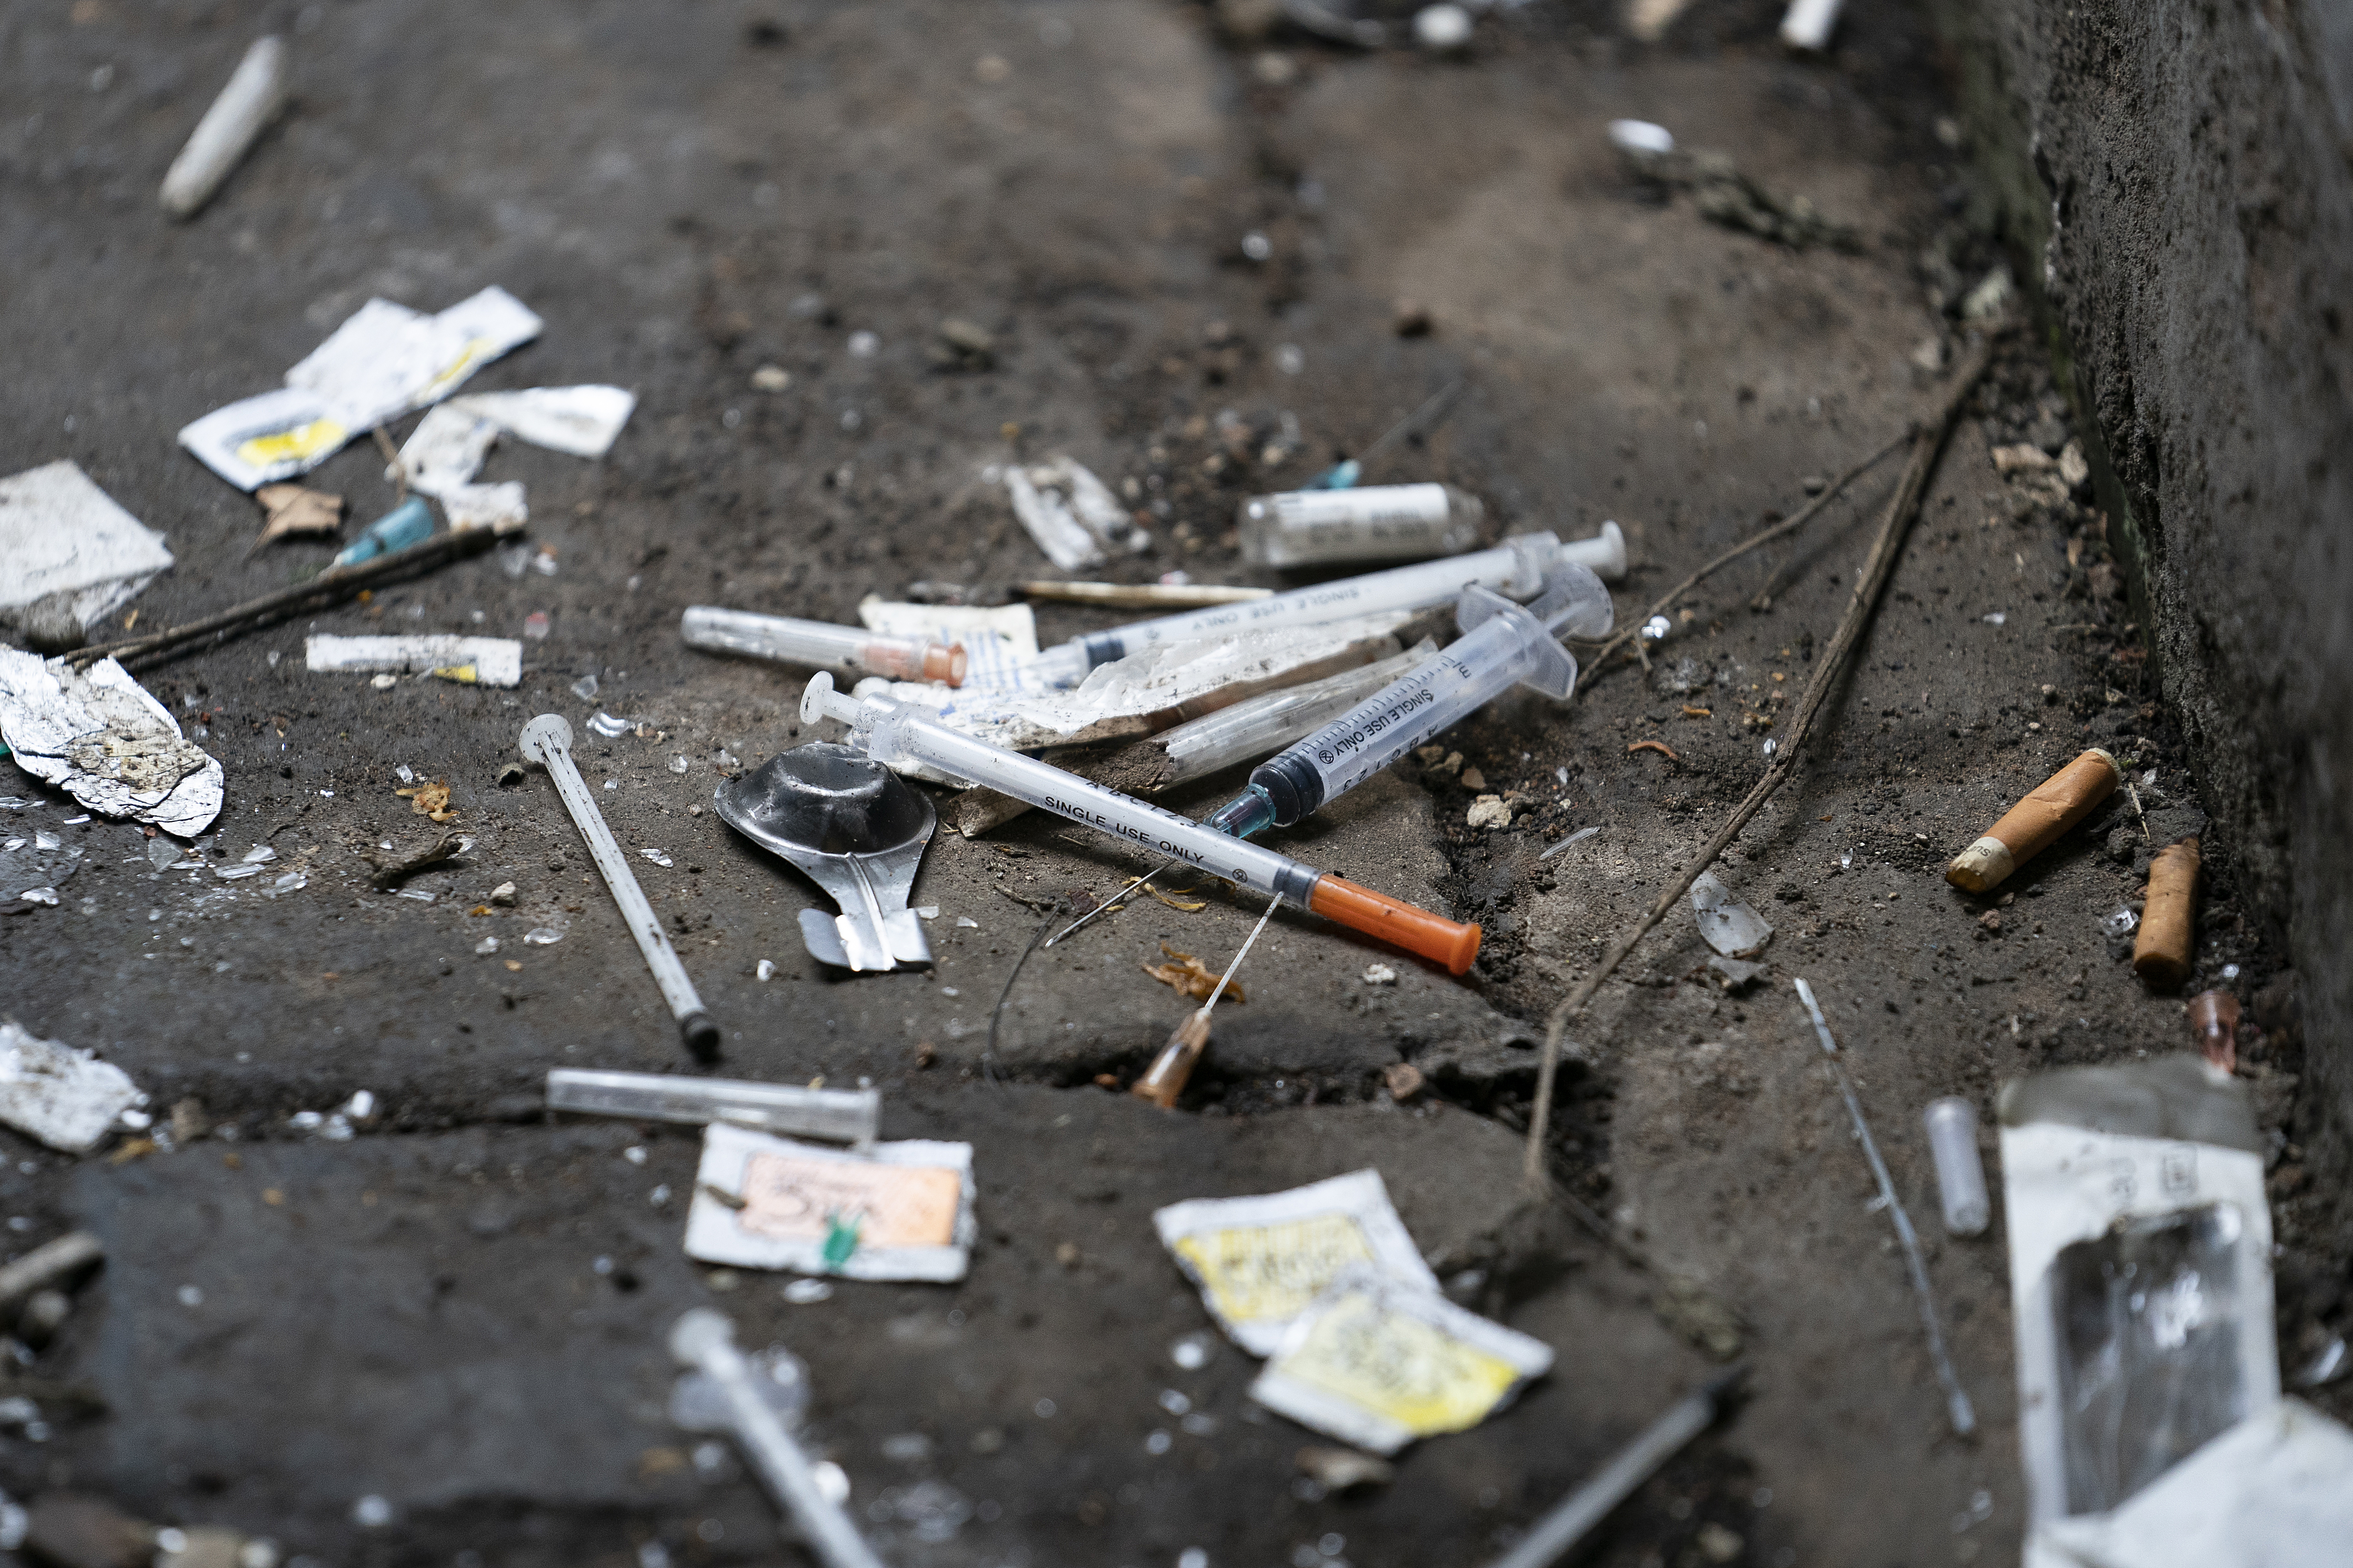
1142 944 1241 1005
249 484 345 553
394 779 456 822
1144 884 1207 913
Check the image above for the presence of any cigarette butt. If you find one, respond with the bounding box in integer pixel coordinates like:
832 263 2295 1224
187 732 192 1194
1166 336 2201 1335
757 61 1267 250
2133 837 2200 990
160 36 290 219
1945 748 2120 893
1131 1012 1211 1109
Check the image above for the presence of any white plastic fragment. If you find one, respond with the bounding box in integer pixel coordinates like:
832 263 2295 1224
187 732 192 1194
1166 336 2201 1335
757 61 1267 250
1003 458 1147 572
1689 870 1773 958
1413 4 1473 52
447 386 637 458
1153 1170 1439 1356
1778 0 1842 52
684 1123 977 1283
1608 119 1676 157
1249 1264 1554 1455
0 652 222 837
0 462 176 650
304 635 522 688
159 36 289 219
177 288 542 490
0 1020 142 1155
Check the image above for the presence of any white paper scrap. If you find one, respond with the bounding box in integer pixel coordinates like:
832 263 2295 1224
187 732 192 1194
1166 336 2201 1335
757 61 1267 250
858 598 1040 693
1153 1169 1439 1356
449 385 637 458
304 635 523 688
0 652 222 837
178 287 543 490
440 481 528 533
1249 1264 1554 1455
0 461 176 649
393 405 499 497
684 1122 977 1283
0 1018 143 1155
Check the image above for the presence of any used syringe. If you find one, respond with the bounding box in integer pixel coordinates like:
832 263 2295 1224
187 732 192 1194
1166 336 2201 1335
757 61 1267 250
1204 564 1613 839
1020 531 1566 688
683 606 968 686
1152 640 1435 791
545 1068 880 1147
800 672 1482 974
1239 482 1485 569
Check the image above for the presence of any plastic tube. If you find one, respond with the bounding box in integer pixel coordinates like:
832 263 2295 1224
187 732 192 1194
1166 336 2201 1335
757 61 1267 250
521 715 719 1058
682 606 967 686
1156 641 1435 788
160 36 289 219
545 1068 879 1146
1205 565 1612 838
1922 1097 1991 1237
1022 531 1566 687
1238 483 1484 569
801 673 1481 974
669 1311 885 1568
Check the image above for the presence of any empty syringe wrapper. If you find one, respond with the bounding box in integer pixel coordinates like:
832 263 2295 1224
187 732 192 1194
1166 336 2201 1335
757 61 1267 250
546 1068 880 1146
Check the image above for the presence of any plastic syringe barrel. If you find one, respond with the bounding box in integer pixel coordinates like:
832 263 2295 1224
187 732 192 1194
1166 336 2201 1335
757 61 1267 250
1226 563 1612 831
801 675 1481 974
1252 612 1537 825
682 606 967 686
545 1068 880 1146
1025 531 1562 687
1157 641 1435 788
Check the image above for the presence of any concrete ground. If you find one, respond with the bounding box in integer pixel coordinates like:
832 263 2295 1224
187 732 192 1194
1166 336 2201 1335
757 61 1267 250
2 2 2335 1565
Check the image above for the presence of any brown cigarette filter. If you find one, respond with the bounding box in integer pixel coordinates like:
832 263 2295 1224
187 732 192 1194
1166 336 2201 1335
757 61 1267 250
2134 837 2201 991
1945 748 2121 893
1131 1012 1211 1109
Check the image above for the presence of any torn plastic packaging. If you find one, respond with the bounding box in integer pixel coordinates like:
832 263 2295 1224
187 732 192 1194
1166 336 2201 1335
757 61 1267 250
2000 1055 2278 1530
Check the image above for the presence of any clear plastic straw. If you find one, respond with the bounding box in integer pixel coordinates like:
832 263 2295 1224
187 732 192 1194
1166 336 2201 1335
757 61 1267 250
683 606 967 686
546 1068 879 1146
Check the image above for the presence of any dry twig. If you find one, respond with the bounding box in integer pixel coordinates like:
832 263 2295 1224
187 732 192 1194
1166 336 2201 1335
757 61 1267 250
1522 339 1996 1187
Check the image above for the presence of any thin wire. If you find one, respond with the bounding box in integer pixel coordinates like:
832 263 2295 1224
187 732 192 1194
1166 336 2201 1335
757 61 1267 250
1793 978 1976 1436
1043 859 1172 948
1354 378 1464 467
1199 892 1282 1018
983 907 1065 1088
1538 825 1601 861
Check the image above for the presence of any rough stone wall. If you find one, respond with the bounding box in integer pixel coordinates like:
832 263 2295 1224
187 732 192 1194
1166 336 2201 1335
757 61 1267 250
1942 1 2353 1163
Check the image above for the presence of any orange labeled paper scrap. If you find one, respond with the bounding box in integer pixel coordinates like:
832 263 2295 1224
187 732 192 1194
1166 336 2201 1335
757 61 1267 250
738 1152 962 1249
